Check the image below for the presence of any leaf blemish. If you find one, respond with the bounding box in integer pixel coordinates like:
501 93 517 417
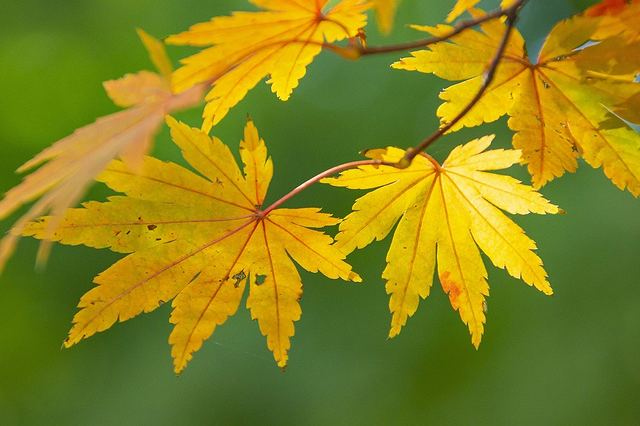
439 272 462 309
255 274 267 286
232 270 247 288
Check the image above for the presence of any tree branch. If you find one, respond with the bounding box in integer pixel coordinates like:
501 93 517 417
398 1 525 167
258 159 395 218
246 2 527 215
328 1 524 59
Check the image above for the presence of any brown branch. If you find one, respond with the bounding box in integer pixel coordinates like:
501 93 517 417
259 2 527 213
327 2 523 59
398 1 525 167
200 1 527 217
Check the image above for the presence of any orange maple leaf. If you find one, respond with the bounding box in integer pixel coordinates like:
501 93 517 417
585 0 638 17
0 30 205 270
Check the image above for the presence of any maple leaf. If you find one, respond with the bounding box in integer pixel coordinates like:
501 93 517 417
166 0 369 132
323 136 559 346
23 117 360 372
392 13 640 195
373 0 400 34
0 30 205 271
585 0 640 40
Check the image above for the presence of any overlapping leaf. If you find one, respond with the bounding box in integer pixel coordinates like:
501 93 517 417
586 0 639 39
324 136 558 346
587 0 635 16
0 31 205 271
24 117 359 372
393 11 640 195
167 0 369 132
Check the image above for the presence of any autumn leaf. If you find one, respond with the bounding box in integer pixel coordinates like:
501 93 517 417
373 0 400 34
585 0 640 40
0 30 205 271
23 117 360 372
323 136 559 346
392 13 640 195
586 0 633 16
166 0 369 132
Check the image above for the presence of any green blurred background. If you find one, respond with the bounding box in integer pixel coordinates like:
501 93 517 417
1 0 638 424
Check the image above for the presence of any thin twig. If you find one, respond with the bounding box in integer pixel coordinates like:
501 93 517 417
399 1 524 167
362 7 513 55
257 1 527 212
327 2 522 58
259 159 394 217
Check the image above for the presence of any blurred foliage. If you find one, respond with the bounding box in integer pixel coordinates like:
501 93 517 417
0 0 638 424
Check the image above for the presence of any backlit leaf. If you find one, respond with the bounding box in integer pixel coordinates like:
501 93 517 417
23 117 360 372
585 0 639 40
393 13 640 195
0 31 205 271
324 136 559 346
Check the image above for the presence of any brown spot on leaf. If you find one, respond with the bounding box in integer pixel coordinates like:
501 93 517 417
232 270 247 288
440 271 461 309
147 224 157 231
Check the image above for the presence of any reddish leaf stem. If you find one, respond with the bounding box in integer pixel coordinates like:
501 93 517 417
258 159 394 217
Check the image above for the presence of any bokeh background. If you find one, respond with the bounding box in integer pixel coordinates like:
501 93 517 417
1 0 638 424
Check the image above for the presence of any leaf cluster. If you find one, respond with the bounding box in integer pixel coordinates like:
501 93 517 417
1 0 639 372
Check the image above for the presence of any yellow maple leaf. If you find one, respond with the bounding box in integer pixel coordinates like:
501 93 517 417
0 30 205 271
373 0 400 34
166 0 369 132
392 14 640 195
323 136 559 346
23 117 360 372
